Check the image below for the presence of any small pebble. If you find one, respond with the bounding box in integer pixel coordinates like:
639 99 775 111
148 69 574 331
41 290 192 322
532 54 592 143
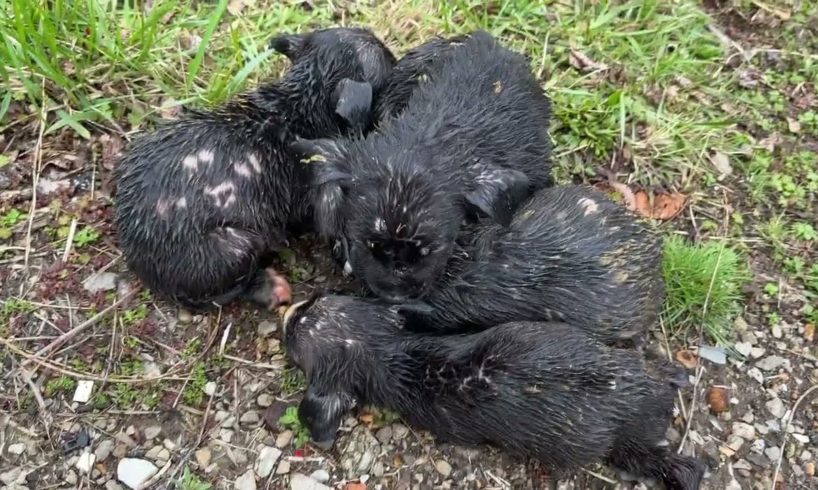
7 443 25 456
95 440 115 461
435 460 452 477
143 426 162 441
276 430 294 448
203 381 217 397
806 462 815 477
76 451 96 474
771 323 783 338
258 321 277 337
65 471 78 486
276 460 291 475
220 429 234 443
106 481 125 490
240 410 261 425
732 422 755 440
765 446 781 462
376 426 393 443
195 448 212 467
392 424 409 440
255 446 282 479
309 469 330 483
289 473 330 490
235 469 257 490
257 394 274 408
756 355 788 371
734 342 753 358
765 398 787 418
747 367 764 384
697 346 726 364
156 448 171 462
178 308 193 324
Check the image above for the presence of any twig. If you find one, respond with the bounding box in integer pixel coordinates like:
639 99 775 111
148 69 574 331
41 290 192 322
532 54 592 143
19 368 52 438
581 468 618 485
22 79 47 278
8 289 137 374
771 384 818 488
61 218 78 262
660 315 688 421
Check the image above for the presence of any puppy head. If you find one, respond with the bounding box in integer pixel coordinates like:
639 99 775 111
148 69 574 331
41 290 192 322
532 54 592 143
270 27 396 133
282 295 402 446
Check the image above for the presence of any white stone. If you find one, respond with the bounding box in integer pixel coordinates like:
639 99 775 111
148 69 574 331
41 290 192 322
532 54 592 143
435 459 452 477
83 272 119 293
747 367 764 384
254 446 282 479
73 380 95 403
289 473 331 490
143 426 162 440
276 430 294 448
756 356 788 371
117 458 158 489
257 321 277 337
309 469 329 483
766 398 787 418
698 346 726 364
95 439 115 461
235 470 257 490
203 381 217 396
257 393 273 408
732 422 755 440
765 446 781 461
734 342 753 358
76 451 97 474
7 443 25 456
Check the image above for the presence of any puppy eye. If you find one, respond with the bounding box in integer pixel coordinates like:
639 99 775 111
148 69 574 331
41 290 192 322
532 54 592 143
419 247 430 256
367 240 375 249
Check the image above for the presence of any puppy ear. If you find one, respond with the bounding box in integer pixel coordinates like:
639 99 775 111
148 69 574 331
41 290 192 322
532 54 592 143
270 33 306 59
298 384 348 448
464 167 531 227
333 78 374 128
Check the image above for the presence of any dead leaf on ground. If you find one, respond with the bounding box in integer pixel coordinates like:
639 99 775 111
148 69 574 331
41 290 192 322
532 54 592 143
345 484 367 490
358 412 374 426
633 190 687 220
228 0 256 15
675 349 698 369
707 386 730 413
99 134 124 171
805 323 815 342
709 151 732 177
569 49 608 72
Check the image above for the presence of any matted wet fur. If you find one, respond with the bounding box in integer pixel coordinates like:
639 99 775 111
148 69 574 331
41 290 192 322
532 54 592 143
113 27 395 311
282 295 705 490
291 30 553 303
396 184 664 348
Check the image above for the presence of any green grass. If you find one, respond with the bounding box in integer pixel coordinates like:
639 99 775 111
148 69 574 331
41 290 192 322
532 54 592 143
278 405 311 448
177 467 212 490
662 235 750 345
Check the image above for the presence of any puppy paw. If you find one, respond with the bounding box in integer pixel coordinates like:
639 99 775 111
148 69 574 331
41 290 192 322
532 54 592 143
265 268 292 309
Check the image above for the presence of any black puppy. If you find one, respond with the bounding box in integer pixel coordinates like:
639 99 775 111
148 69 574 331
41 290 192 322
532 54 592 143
282 295 705 490
399 185 664 347
113 27 395 311
293 30 553 302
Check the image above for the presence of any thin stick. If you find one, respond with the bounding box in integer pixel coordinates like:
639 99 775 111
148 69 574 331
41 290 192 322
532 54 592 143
581 468 618 485
771 384 818 488
22 79 47 277
61 218 78 262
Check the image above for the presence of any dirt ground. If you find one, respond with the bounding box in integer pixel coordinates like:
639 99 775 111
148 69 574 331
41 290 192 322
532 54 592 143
1 2 817 490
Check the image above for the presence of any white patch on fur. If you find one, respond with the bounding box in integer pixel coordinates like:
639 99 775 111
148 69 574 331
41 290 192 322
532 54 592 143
247 153 262 174
155 199 170 217
198 149 215 165
182 155 199 171
176 197 188 208
374 217 386 232
234 162 253 178
204 182 237 208
579 197 599 216
344 339 356 346
343 261 353 276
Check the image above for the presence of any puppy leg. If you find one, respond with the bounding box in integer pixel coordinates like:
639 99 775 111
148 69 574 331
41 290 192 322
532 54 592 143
607 440 705 490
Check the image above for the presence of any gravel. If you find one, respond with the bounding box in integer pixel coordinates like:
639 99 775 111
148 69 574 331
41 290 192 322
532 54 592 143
116 458 157 490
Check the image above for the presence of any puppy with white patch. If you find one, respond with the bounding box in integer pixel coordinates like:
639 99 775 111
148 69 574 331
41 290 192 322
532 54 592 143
281 295 705 490
399 185 665 348
291 30 553 303
113 27 395 310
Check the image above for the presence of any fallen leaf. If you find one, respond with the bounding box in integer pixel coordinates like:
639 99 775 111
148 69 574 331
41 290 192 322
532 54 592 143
633 190 687 220
358 412 374 425
99 133 124 171
805 323 815 342
345 484 367 490
228 0 256 15
675 349 698 369
569 49 608 72
709 151 732 177
707 386 730 413
787 117 801 134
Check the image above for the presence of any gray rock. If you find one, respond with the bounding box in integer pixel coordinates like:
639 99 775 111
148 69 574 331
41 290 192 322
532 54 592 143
747 367 764 384
734 342 753 358
375 426 393 444
733 459 752 471
339 425 380 479
750 347 766 359
257 393 274 408
764 446 781 462
83 272 119 293
145 445 163 460
276 430 294 448
143 426 162 440
64 471 78 486
276 460 291 475
392 424 409 440
254 446 282 479
95 439 115 461
771 323 783 338
257 321 277 337
203 381 217 397
372 461 385 478
435 460 453 477
309 469 330 483
156 448 171 462
765 398 787 418
105 481 125 490
732 422 756 440
240 410 260 425
755 356 788 371
235 470 257 490
177 308 193 324
290 473 331 490
7 443 25 456
195 448 212 467
117 458 158 489
76 451 96 474
698 346 726 364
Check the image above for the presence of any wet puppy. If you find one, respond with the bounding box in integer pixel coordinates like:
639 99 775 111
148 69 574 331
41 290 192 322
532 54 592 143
281 295 705 490
113 27 395 311
293 30 553 302
399 185 664 347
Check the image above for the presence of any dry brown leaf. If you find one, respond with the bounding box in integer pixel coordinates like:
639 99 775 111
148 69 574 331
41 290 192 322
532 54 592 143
675 349 698 369
805 323 815 342
358 413 374 425
707 387 729 413
99 133 124 171
633 190 687 221
345 484 367 490
569 49 608 72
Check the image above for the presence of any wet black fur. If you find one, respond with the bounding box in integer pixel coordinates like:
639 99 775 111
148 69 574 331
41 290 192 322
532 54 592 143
398 185 665 347
283 295 705 490
290 30 553 303
113 27 395 310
